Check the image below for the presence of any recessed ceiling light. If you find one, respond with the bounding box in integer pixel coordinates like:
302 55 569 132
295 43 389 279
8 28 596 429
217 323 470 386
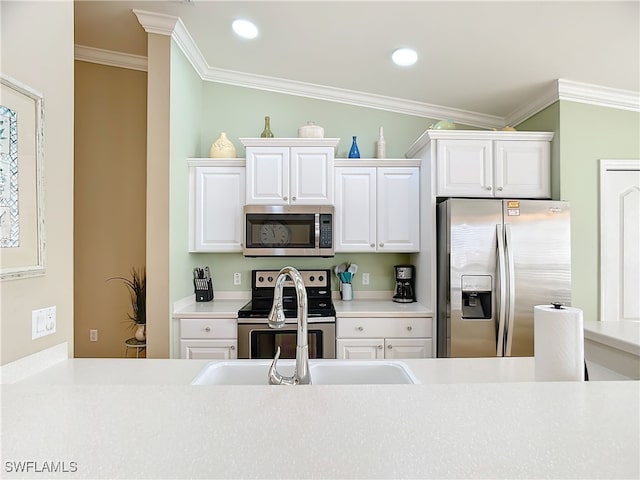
232 19 258 39
392 48 418 67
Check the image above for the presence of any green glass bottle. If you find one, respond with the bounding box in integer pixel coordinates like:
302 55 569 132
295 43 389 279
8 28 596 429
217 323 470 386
260 116 274 138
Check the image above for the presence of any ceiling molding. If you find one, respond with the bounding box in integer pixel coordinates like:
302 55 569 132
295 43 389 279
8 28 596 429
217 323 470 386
557 79 640 113
132 9 179 36
79 9 638 130
74 45 147 72
504 81 560 127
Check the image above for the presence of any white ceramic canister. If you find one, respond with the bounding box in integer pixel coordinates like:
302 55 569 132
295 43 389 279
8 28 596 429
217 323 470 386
298 121 324 138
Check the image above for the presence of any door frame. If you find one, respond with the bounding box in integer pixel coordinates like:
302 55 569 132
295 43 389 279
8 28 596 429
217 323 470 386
599 159 640 321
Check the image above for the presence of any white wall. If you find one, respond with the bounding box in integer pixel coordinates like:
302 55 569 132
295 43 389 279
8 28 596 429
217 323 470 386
0 1 75 364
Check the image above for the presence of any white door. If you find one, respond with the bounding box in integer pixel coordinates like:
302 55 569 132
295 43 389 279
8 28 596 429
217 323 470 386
494 140 550 198
384 338 432 359
193 166 245 252
246 147 289 204
436 139 493 197
334 167 376 252
291 147 334 204
336 339 384 359
377 167 420 252
600 160 640 321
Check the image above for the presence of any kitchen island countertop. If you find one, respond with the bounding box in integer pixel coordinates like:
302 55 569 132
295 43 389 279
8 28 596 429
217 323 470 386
3 357 638 479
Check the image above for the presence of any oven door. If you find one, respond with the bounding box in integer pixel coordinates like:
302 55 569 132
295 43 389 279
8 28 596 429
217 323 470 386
237 321 336 359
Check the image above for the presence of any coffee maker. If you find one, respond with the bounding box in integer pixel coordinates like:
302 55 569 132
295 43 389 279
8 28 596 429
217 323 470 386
393 265 415 303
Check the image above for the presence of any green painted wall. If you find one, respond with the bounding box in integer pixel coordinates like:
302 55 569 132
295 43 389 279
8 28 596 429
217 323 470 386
199 82 434 159
517 103 561 199
558 101 639 321
168 79 444 298
170 42 204 303
520 100 639 321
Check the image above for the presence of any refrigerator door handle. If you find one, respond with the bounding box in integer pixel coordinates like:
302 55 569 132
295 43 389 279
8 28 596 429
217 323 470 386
496 224 507 356
504 224 516 356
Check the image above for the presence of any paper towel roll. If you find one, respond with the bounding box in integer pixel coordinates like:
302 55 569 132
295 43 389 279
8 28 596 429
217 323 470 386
534 305 584 381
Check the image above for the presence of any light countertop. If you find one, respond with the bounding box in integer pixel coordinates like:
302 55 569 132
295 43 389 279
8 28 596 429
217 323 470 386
173 296 432 318
583 320 640 355
4 357 639 479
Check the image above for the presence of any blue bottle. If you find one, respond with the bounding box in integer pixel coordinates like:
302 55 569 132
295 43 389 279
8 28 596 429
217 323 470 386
348 136 360 158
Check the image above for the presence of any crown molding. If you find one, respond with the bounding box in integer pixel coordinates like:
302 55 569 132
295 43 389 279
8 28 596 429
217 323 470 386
505 79 640 126
557 79 640 112
132 9 179 36
74 45 148 72
88 10 639 129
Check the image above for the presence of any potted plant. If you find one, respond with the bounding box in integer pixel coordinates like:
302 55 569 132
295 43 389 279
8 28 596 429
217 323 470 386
109 267 146 341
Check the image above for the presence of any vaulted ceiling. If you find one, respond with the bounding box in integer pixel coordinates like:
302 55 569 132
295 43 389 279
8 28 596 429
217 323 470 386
74 1 639 127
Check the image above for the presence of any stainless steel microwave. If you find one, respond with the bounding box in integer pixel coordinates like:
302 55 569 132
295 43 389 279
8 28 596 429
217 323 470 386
243 205 334 257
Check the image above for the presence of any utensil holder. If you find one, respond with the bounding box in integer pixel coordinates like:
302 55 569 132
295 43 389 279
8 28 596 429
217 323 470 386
194 278 214 302
341 283 353 301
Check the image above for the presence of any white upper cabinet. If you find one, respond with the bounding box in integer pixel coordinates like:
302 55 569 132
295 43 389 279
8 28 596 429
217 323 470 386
189 160 245 252
334 161 420 252
241 138 339 205
430 131 553 198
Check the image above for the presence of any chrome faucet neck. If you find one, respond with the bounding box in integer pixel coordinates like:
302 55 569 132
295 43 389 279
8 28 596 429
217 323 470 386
268 266 311 385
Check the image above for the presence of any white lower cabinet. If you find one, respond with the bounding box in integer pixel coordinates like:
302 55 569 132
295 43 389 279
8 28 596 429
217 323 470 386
179 318 237 359
336 316 433 359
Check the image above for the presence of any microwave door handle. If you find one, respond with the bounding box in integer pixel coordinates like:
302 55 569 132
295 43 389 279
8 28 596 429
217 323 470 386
315 213 320 249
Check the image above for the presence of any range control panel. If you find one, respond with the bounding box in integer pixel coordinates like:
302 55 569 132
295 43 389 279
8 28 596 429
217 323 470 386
252 269 330 289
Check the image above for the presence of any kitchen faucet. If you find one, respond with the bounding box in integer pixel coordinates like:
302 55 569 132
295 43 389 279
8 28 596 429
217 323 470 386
267 266 311 385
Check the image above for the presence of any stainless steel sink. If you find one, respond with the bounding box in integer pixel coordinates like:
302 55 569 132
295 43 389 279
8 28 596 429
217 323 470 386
190 360 419 385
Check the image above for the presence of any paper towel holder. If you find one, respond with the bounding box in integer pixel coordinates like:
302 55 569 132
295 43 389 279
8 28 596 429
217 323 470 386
550 301 565 309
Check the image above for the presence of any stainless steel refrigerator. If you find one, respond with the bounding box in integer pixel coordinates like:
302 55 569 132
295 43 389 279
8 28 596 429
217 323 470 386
436 198 571 358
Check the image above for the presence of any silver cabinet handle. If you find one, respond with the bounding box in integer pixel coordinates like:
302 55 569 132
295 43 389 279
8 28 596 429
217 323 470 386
486 186 492 190
370 243 375 248
357 326 364 331
387 344 393 349
204 326 211 333
377 344 383 349
407 326 412 331
497 187 503 191
379 243 384 247
283 196 288 201
230 345 235 350
292 196 297 201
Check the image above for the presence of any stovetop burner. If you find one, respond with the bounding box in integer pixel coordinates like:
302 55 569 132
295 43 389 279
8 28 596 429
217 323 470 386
237 269 335 319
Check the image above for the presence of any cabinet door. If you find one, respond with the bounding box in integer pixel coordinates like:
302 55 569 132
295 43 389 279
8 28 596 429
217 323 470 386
246 147 289 204
334 167 377 252
384 338 432 359
494 141 550 198
436 139 493 197
180 340 238 359
336 339 384 360
290 147 334 204
377 167 420 252
192 166 245 252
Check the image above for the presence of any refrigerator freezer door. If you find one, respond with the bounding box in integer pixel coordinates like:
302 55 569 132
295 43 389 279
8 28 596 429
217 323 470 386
503 200 571 356
438 199 503 357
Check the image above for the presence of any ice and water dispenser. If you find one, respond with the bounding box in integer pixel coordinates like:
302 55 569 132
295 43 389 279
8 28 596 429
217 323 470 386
461 275 492 319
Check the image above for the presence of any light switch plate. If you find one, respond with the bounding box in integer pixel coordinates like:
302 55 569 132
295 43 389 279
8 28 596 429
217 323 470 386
32 306 56 339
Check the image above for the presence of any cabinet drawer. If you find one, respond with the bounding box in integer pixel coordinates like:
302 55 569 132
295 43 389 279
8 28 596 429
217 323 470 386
337 317 431 338
180 318 237 339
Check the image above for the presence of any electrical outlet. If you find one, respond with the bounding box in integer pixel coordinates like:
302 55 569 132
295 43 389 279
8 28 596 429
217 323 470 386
233 272 241 286
362 273 370 285
90 329 98 342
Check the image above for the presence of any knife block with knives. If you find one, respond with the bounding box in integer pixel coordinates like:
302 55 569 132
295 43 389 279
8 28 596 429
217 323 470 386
193 266 214 302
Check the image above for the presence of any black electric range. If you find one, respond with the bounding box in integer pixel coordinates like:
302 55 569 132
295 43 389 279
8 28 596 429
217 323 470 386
237 269 335 321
